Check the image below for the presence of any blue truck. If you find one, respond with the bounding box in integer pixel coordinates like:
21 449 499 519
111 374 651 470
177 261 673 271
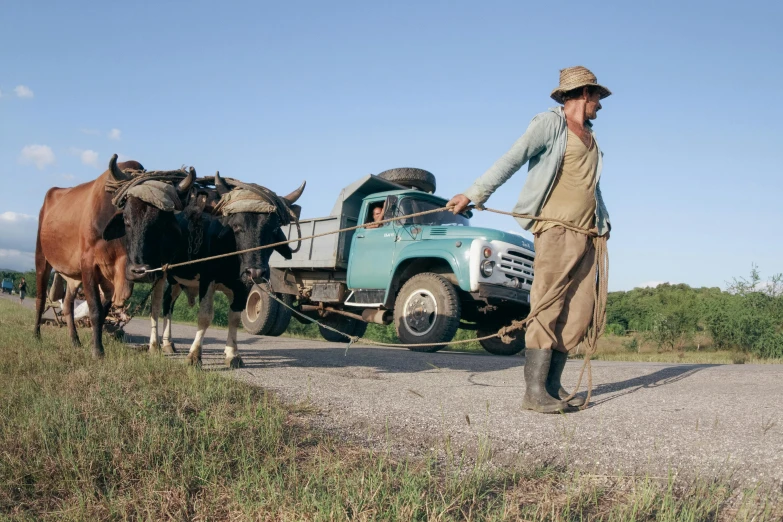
241 168 535 355
1 279 14 294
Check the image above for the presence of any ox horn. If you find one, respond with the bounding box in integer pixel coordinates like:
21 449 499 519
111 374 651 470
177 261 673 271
108 154 131 182
177 167 196 196
214 171 231 196
282 180 306 205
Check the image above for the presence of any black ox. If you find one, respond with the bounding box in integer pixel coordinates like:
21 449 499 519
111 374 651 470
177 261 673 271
145 172 305 368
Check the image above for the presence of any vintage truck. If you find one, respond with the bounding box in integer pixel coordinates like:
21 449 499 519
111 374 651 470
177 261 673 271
241 168 535 355
1 279 14 294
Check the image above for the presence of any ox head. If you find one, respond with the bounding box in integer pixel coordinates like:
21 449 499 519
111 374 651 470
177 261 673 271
214 172 304 287
102 154 196 283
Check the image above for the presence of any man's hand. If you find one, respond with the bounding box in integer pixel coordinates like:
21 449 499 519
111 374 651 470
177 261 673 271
447 194 471 215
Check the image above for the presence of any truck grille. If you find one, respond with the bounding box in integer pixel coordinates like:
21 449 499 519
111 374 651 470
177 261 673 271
498 248 535 287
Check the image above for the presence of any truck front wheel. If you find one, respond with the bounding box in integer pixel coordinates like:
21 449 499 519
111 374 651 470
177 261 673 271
394 273 461 352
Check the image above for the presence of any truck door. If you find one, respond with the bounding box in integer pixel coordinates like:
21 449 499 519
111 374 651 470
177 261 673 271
347 198 398 290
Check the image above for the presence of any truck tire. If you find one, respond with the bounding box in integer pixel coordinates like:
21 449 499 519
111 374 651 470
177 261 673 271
477 329 525 356
394 273 461 352
266 294 294 336
377 168 436 194
318 314 367 343
241 284 278 335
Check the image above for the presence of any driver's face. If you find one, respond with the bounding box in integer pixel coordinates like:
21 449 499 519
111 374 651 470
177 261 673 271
372 207 384 222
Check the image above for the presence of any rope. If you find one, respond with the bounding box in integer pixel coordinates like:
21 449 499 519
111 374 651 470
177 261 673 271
138 202 607 409
144 206 451 273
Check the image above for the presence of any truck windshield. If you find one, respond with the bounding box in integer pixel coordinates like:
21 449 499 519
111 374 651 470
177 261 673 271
397 198 470 226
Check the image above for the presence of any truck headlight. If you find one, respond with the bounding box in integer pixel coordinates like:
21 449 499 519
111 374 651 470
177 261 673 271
480 260 494 277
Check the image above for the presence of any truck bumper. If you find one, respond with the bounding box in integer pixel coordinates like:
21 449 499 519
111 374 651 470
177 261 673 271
475 283 530 305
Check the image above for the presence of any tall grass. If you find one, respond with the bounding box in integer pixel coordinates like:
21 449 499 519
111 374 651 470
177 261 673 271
1 299 779 520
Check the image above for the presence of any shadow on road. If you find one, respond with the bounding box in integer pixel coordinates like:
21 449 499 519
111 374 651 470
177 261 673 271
587 364 713 405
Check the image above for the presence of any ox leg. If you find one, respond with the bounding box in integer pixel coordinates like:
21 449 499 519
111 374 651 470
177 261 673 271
186 282 215 367
219 286 244 369
224 310 243 368
82 266 105 358
62 279 82 347
161 283 182 354
147 279 165 354
33 253 52 341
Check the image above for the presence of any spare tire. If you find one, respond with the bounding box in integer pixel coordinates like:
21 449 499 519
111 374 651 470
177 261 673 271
377 168 436 193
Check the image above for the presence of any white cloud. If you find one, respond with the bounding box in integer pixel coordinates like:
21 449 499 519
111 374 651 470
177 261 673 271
108 128 121 140
0 212 38 254
15 85 34 98
80 150 99 167
81 128 100 135
18 144 56 170
0 249 35 271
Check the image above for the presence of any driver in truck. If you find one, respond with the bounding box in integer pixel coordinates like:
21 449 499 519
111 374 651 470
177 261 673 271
447 66 612 414
364 202 385 229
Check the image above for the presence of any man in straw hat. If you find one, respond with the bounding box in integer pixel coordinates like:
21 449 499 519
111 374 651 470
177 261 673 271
448 66 612 413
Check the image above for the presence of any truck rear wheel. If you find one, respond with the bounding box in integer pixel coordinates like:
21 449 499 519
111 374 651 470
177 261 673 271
241 284 278 335
394 273 460 352
377 168 436 194
319 314 367 343
266 294 294 337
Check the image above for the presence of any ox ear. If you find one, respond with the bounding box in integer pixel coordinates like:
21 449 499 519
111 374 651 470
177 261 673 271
289 204 302 220
272 227 293 260
102 213 126 241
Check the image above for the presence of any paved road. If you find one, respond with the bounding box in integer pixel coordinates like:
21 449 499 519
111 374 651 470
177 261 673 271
9 295 782 489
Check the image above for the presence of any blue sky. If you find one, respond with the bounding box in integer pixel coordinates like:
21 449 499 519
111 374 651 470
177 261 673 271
1 0 781 290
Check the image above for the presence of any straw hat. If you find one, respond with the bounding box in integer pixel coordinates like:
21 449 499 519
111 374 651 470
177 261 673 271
550 66 612 104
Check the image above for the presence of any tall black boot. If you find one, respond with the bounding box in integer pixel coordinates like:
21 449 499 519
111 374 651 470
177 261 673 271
547 350 585 407
522 349 570 413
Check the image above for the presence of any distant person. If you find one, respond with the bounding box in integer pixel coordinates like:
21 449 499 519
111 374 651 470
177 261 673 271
365 203 385 229
448 66 612 414
18 277 28 304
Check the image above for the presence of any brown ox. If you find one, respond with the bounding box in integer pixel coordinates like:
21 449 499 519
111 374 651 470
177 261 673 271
34 155 193 357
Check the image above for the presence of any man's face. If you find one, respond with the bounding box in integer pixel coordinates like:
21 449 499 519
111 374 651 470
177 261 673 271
372 206 384 222
585 90 602 120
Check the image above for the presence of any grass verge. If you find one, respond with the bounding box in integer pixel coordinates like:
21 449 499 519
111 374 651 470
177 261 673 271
0 299 779 520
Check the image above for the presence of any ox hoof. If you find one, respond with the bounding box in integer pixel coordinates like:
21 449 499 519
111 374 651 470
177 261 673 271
162 342 177 354
186 353 202 368
70 337 82 348
149 341 162 355
92 349 105 359
226 356 244 369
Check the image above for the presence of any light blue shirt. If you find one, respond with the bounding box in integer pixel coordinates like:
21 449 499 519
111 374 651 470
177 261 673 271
463 106 610 236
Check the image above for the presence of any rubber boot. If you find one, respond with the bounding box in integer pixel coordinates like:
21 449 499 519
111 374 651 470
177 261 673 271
522 349 570 413
547 350 585 408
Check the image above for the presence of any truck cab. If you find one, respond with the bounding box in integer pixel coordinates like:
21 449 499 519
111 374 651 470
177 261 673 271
242 170 534 355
